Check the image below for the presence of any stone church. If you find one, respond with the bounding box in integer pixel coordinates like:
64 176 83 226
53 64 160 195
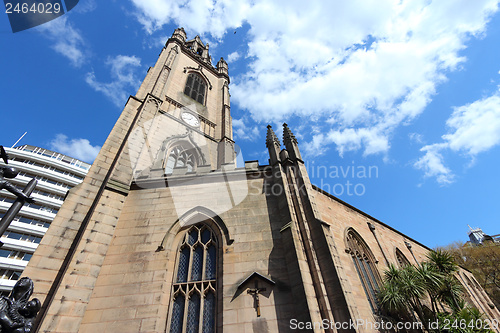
23 28 499 332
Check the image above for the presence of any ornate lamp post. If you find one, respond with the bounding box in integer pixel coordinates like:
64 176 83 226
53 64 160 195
0 146 40 332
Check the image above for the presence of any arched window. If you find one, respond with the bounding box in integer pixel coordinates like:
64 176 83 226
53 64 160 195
346 228 381 312
164 146 197 174
168 224 218 333
184 73 206 105
395 248 411 267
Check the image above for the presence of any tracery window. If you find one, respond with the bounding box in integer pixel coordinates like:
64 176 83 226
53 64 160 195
168 224 218 333
165 146 196 174
395 248 411 267
184 73 206 105
346 229 381 312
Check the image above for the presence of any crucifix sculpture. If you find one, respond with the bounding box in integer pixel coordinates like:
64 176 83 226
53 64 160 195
237 272 275 319
247 280 266 317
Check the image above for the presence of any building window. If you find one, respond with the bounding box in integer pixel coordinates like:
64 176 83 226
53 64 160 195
168 224 218 333
346 228 381 312
1 231 42 244
164 146 197 174
0 269 22 281
184 73 206 105
0 249 33 261
14 216 51 228
395 248 411 267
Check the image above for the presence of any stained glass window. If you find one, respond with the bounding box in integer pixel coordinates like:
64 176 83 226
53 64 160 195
186 293 200 333
184 73 206 104
191 246 203 281
177 247 190 283
346 228 381 313
205 245 216 281
170 294 185 333
168 224 218 333
188 229 198 246
202 292 215 333
201 229 211 244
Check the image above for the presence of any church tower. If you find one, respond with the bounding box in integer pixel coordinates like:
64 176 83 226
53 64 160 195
23 28 500 333
23 28 244 332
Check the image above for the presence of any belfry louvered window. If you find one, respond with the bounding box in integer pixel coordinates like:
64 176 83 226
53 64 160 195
165 146 196 174
168 224 218 333
346 229 381 313
184 73 206 105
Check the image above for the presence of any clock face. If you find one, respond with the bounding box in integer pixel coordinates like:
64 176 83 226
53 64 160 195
181 112 200 127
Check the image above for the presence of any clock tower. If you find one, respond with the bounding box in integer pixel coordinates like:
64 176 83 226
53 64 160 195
24 28 244 333
131 27 235 174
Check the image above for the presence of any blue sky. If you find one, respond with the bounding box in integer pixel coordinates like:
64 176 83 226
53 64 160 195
1 0 500 248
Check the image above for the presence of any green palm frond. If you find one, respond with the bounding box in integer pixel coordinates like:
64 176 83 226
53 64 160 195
427 249 458 275
378 280 407 312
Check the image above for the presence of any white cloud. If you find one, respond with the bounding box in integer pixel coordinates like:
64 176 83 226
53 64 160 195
128 0 499 157
227 51 240 63
444 95 500 155
409 133 424 145
414 143 454 185
49 134 101 163
86 55 142 107
129 0 248 36
414 92 500 184
232 118 260 141
37 16 86 67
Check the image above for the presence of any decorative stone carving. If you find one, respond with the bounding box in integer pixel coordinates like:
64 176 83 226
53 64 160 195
217 57 229 76
152 66 171 97
165 46 178 68
171 27 186 43
146 94 162 108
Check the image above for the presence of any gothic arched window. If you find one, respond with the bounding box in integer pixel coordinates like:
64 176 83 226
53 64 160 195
395 248 411 267
165 146 196 174
184 73 206 105
346 229 381 312
168 224 218 333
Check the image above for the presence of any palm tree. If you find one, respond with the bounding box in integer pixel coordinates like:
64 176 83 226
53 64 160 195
427 249 458 275
415 261 444 317
378 263 431 328
436 302 493 333
427 250 462 311
378 250 493 332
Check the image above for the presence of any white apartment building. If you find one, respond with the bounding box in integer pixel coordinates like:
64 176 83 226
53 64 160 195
0 145 90 292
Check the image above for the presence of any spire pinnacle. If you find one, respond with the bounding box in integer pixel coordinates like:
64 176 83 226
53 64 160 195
266 125 281 165
171 27 186 43
282 123 302 161
282 123 298 145
217 57 228 77
266 125 281 149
